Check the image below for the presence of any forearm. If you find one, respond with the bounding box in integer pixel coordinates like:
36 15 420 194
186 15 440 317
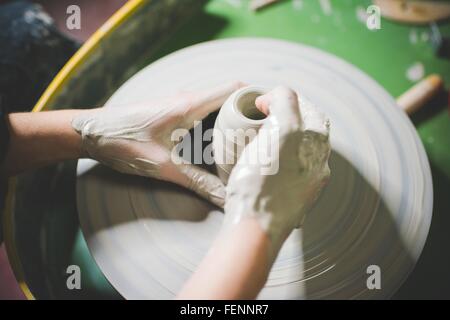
177 218 286 300
2 109 95 176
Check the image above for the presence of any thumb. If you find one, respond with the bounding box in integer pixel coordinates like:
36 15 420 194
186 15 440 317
168 160 226 208
255 86 301 128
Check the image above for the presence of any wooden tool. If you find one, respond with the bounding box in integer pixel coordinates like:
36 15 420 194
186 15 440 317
250 0 279 11
374 0 450 25
397 74 443 114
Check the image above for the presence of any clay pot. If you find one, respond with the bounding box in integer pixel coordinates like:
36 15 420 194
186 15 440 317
212 86 268 183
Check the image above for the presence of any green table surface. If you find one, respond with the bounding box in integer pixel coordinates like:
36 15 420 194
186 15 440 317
73 0 450 299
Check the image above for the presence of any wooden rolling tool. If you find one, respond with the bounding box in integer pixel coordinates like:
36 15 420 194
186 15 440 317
250 0 279 11
397 74 444 114
374 0 450 25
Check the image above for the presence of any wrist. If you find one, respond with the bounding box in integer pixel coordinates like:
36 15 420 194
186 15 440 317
178 217 271 300
70 112 85 159
3 109 89 176
222 213 294 265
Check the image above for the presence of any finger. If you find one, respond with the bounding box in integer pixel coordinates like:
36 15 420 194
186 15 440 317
184 81 247 124
163 159 226 208
260 86 302 128
255 92 272 115
178 164 226 208
129 145 226 207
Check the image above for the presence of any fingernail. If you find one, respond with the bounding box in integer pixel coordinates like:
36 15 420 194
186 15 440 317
255 95 270 115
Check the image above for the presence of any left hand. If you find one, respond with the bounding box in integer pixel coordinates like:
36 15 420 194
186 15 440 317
72 81 244 207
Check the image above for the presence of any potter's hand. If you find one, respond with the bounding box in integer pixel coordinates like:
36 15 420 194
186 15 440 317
223 86 331 255
72 82 244 207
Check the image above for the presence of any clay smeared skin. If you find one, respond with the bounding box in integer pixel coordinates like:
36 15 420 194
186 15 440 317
223 86 331 260
72 82 245 208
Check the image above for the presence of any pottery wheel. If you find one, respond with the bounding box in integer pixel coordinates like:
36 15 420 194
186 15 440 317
76 38 433 299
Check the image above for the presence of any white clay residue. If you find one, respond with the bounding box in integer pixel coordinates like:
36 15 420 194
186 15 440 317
24 9 53 25
420 31 430 42
319 0 332 16
356 6 368 24
409 29 431 45
406 62 425 82
292 0 303 10
409 29 418 44
225 0 242 8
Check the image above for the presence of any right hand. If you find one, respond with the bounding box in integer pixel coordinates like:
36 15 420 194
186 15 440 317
223 86 331 253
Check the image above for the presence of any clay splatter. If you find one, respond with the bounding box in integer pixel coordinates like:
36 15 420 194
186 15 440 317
319 0 332 16
406 62 425 82
409 29 418 44
421 31 430 42
24 9 53 25
225 0 242 8
292 0 303 10
356 6 368 24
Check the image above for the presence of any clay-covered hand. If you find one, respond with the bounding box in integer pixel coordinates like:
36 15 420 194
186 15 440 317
72 82 244 207
223 86 331 252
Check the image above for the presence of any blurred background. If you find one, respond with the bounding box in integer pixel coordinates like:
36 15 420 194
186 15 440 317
0 0 127 299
